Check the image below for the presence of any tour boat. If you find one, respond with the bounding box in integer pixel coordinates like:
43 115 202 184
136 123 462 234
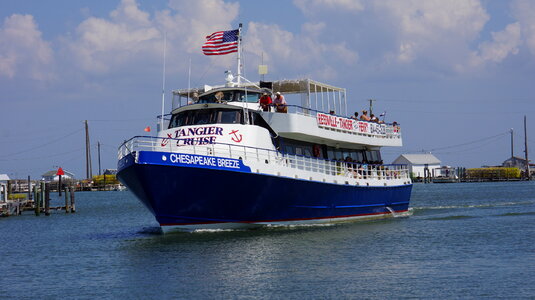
117 25 411 231
117 72 412 231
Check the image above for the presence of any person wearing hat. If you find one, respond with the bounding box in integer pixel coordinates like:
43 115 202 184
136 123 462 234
259 92 272 112
273 92 287 113
360 110 371 121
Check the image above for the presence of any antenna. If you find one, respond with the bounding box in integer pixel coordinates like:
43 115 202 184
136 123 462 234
259 52 268 82
368 99 376 116
160 32 167 131
187 58 191 102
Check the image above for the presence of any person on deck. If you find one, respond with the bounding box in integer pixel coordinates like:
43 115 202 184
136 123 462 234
259 93 272 112
273 92 287 113
360 110 371 121
351 112 359 120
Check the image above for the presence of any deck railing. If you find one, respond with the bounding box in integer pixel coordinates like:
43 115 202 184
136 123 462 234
119 136 410 182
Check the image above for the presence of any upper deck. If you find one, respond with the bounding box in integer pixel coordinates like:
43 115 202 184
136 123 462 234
170 77 402 148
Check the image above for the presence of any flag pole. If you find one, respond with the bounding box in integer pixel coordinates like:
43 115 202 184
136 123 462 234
237 23 242 86
160 31 167 131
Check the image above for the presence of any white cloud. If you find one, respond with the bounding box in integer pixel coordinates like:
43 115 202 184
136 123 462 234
244 22 358 80
373 0 489 66
469 22 521 67
66 0 160 73
65 0 240 74
294 0 364 15
0 14 54 80
158 0 239 68
511 0 535 56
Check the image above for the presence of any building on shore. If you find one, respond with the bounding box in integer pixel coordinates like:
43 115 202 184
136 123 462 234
0 174 10 202
41 169 75 182
392 153 441 179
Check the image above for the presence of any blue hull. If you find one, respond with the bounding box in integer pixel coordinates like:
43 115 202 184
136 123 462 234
117 152 412 228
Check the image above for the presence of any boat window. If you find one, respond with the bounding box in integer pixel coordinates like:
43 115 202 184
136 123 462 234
238 93 261 103
284 145 294 155
217 110 241 124
197 90 262 103
192 110 213 125
168 110 191 128
327 149 335 160
169 108 243 128
364 150 382 164
354 151 364 163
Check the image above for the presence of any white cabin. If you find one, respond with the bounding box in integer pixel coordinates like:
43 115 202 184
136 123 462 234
392 154 441 178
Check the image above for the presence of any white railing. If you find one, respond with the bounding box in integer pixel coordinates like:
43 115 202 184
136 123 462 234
118 136 410 182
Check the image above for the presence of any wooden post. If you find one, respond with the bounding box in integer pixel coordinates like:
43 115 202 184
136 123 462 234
40 182 45 209
70 186 76 213
45 183 50 216
35 185 41 216
6 180 10 201
65 187 70 213
27 176 32 200
58 174 62 197
32 184 37 205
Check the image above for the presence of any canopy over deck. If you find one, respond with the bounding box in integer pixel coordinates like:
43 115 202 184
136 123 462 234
172 78 348 116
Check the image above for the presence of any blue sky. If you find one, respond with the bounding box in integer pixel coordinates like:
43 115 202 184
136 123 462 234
1 0 535 179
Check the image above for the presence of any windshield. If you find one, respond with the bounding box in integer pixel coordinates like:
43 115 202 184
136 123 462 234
197 90 261 103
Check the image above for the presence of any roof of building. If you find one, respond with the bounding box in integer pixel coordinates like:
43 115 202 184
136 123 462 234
504 156 529 162
0 174 10 181
103 169 117 175
41 170 75 178
394 153 441 165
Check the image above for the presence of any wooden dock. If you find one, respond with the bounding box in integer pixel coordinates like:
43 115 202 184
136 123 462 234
0 183 76 217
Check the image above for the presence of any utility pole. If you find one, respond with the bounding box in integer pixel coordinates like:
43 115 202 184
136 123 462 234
510 128 514 158
525 116 530 180
85 120 92 180
98 141 101 176
368 99 376 116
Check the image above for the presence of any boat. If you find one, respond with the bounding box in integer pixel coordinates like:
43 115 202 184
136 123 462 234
117 27 412 232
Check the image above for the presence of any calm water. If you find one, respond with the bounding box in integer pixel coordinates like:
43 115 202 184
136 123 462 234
1 181 534 299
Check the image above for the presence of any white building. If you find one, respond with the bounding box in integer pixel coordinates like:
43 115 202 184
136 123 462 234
0 174 9 202
41 170 75 182
392 154 441 178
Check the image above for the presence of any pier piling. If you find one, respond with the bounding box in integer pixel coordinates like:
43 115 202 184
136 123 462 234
35 187 41 216
65 187 70 213
40 182 45 210
45 183 50 216
70 186 76 213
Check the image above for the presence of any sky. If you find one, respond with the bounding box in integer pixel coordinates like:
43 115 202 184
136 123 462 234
1 0 535 179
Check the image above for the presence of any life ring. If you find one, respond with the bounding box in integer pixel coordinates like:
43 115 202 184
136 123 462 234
313 144 322 157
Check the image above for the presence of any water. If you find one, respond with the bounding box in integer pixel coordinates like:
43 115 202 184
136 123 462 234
1 181 534 299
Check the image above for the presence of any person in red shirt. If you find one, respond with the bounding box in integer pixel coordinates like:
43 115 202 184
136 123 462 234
259 93 272 112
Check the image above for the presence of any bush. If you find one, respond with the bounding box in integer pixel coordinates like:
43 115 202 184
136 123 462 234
466 167 520 179
92 174 119 185
8 193 27 200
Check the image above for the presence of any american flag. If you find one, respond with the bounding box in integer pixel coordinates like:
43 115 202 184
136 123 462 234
202 29 239 56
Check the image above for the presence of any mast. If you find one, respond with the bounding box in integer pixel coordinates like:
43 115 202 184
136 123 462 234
525 115 530 180
85 120 92 179
510 128 514 158
98 141 101 176
237 23 242 86
161 32 167 131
